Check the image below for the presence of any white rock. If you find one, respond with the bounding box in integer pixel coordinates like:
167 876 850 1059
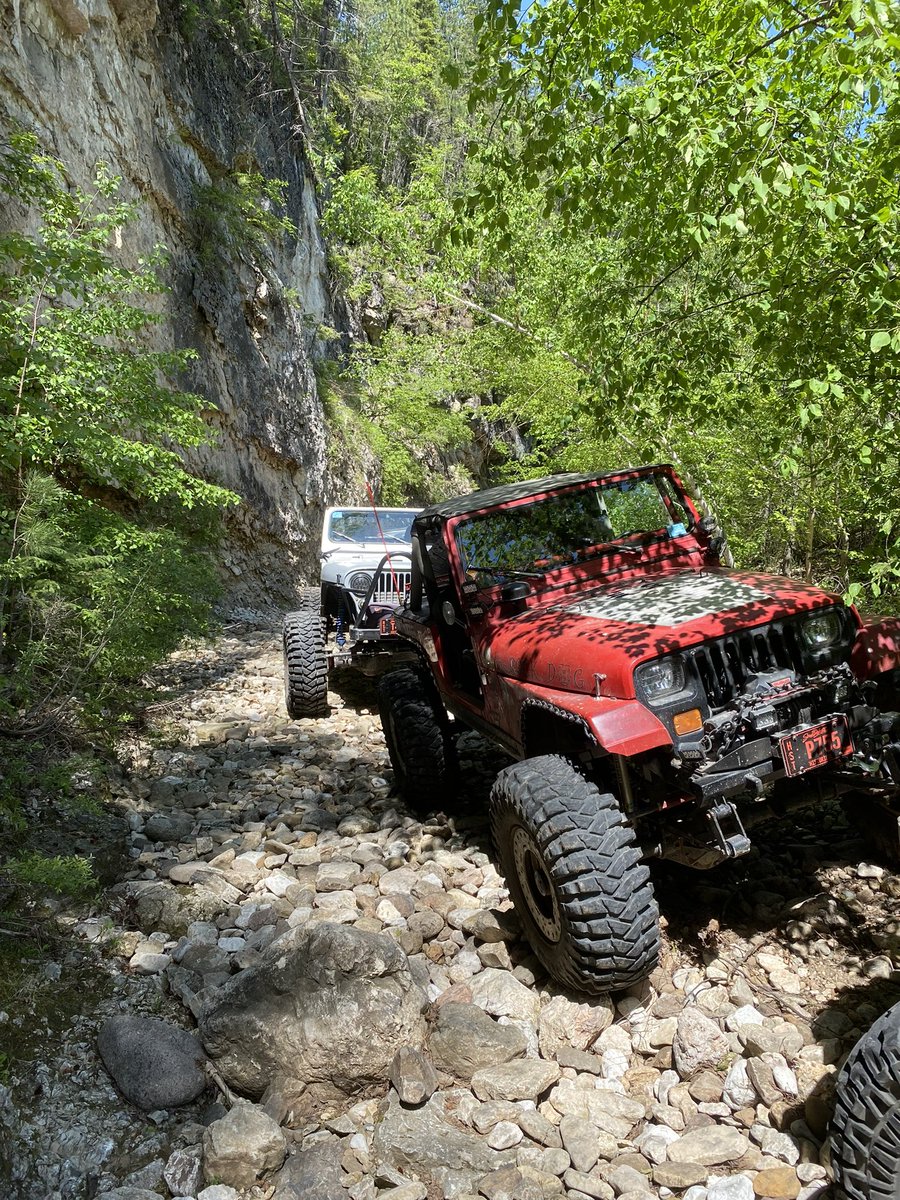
725 1005 765 1031
656 1070 680 1106
722 1059 757 1110
264 871 297 897
487 1120 523 1150
601 1048 630 1081
707 1177 754 1200
757 1126 800 1164
771 1057 800 1096
597 1024 632 1053
469 969 541 1024
673 1008 729 1076
538 993 614 1059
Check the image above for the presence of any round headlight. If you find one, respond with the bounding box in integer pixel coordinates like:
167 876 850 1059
801 610 843 649
636 657 686 705
348 571 373 594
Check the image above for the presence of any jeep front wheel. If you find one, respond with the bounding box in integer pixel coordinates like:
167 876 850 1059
283 610 329 718
378 668 458 812
830 999 900 1200
490 755 660 993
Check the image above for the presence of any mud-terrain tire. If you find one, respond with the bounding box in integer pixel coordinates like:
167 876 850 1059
831 1000 900 1199
378 668 458 812
283 609 329 718
841 793 900 868
298 586 321 611
490 755 660 994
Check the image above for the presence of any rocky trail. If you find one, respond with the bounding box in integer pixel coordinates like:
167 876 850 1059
3 619 900 1200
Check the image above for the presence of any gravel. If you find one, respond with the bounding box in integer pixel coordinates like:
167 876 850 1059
5 622 900 1198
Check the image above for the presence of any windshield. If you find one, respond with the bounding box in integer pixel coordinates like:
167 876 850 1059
327 509 414 544
454 475 690 590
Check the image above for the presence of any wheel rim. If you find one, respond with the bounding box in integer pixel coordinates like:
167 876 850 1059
512 825 561 942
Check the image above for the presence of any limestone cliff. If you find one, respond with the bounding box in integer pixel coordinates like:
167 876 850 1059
0 0 368 605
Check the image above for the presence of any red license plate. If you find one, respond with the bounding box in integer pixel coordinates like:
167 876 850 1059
379 616 397 635
779 716 853 777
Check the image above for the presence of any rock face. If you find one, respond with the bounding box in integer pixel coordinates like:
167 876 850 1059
97 1015 208 1111
200 922 427 1099
0 0 359 605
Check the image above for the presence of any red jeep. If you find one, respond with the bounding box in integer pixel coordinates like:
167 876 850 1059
378 465 900 993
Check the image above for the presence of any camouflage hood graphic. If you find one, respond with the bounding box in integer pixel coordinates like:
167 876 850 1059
483 568 842 698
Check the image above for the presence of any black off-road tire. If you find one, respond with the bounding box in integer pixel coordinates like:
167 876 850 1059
378 668 458 812
490 755 660 994
831 1000 900 1199
841 793 900 868
298 586 321 610
283 609 329 718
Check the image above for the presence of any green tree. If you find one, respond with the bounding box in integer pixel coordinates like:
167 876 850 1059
0 131 237 733
455 0 900 604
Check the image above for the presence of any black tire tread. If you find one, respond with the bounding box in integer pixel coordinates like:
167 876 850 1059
298 586 320 610
283 609 329 718
490 754 659 994
378 668 458 812
831 1000 900 1199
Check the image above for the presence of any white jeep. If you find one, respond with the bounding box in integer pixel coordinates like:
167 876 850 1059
282 506 419 717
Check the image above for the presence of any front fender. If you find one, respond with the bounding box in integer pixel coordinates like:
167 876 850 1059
851 617 900 679
511 679 671 756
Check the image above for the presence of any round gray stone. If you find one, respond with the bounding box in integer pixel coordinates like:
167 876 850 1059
97 1015 207 1111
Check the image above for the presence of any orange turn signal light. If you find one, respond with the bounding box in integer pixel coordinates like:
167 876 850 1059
673 708 703 736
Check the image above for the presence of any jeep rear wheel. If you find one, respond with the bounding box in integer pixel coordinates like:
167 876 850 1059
378 668 458 812
831 999 900 1200
283 610 329 718
490 755 660 994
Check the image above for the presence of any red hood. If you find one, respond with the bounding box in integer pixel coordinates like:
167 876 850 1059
482 568 845 698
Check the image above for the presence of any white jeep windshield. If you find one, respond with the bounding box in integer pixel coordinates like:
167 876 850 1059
328 509 414 544
454 475 689 589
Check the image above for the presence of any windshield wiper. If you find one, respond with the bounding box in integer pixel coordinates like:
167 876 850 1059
467 565 544 580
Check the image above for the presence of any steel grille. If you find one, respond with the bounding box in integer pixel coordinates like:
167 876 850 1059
373 569 411 605
689 621 807 708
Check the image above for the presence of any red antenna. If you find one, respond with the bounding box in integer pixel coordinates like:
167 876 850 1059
365 481 403 604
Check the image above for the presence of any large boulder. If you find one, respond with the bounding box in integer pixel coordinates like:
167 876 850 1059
97 1015 207 1111
199 923 427 1099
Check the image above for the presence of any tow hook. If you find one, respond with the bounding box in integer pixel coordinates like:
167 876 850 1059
707 801 752 858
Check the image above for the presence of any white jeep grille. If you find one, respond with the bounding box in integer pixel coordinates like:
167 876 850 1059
373 568 410 605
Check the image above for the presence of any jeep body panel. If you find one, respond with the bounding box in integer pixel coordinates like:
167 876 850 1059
395 464 900 827
851 616 900 679
476 568 849 701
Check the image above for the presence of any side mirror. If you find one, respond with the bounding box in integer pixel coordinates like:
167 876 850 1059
441 599 460 627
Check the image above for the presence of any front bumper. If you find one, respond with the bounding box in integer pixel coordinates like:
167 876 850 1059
679 675 900 805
